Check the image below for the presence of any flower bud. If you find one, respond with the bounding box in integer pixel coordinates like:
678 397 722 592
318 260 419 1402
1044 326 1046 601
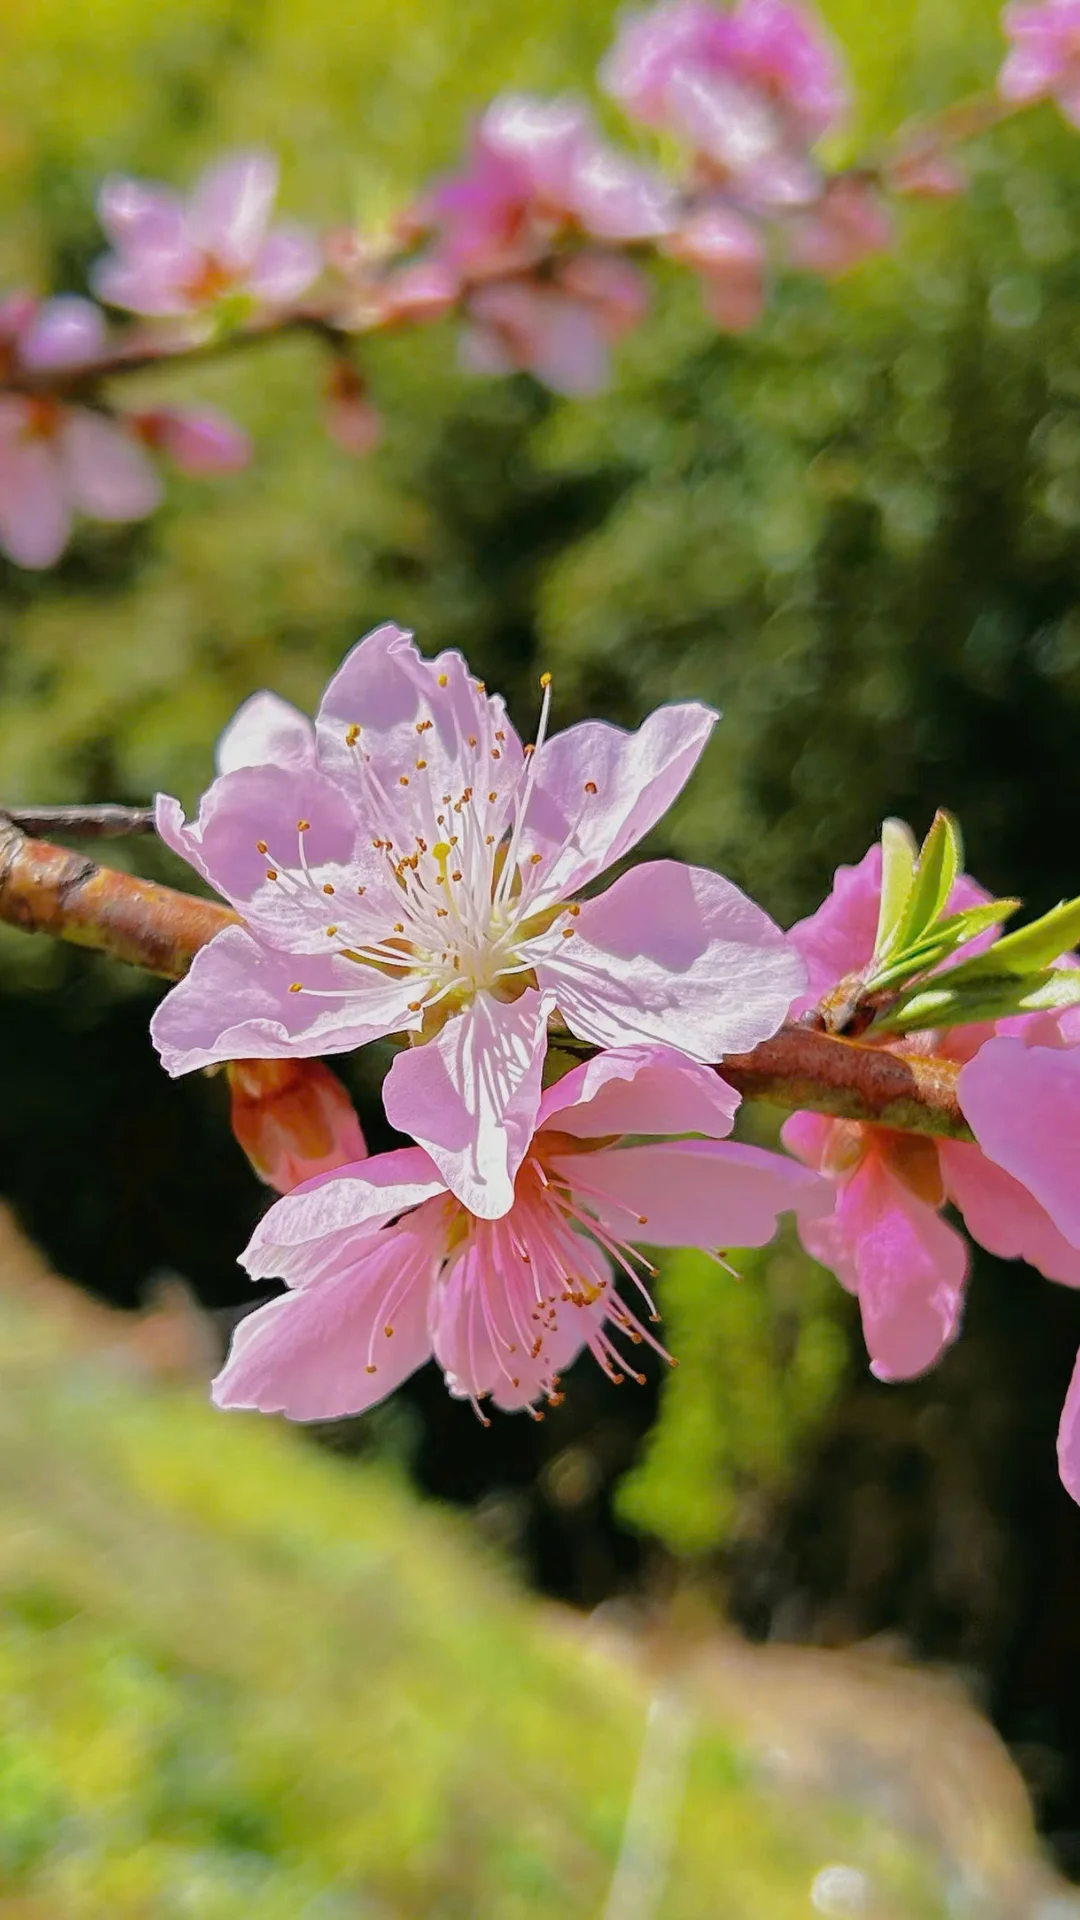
227 1058 366 1193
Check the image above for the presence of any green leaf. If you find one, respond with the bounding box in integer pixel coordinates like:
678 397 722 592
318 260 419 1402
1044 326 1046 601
886 810 963 959
870 966 1080 1037
873 817 918 960
942 896 1080 984
864 898 1019 993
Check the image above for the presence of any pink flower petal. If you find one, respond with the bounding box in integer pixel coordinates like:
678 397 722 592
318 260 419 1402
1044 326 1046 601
0 428 70 569
59 411 162 523
552 1136 827 1249
537 1043 740 1139
780 1108 834 1168
154 763 375 948
96 177 188 253
1058 1344 1080 1505
432 1223 608 1406
241 1147 444 1283
215 690 316 775
247 225 322 304
940 1140 1080 1286
809 1153 968 1380
17 296 106 371
786 843 883 1014
520 699 717 898
535 859 805 1059
187 150 279 269
153 405 252 475
150 923 423 1075
466 281 612 396
382 989 556 1217
213 1226 436 1420
91 256 201 317
958 1037 1080 1251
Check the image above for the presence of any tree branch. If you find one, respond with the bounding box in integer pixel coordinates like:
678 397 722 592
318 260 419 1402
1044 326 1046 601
0 817 973 1140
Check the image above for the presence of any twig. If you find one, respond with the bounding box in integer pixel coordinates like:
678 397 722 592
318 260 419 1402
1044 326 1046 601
1 805 156 838
0 817 976 1138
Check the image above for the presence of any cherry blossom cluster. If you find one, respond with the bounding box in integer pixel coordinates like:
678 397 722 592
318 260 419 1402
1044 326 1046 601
0 0 1070 568
150 623 1080 1516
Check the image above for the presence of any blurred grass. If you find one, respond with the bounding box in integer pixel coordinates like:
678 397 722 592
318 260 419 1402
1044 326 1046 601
0 1292 955 1918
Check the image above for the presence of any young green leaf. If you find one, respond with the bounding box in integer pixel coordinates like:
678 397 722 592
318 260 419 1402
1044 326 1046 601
873 816 918 960
887 810 963 959
941 897 1080 985
863 898 1019 994
870 966 1080 1037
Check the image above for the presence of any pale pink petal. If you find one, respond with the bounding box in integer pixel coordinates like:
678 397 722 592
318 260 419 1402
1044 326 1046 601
153 763 374 948
241 1148 444 1282
215 690 316 775
213 1226 435 1420
814 1153 968 1380
150 924 422 1075
780 1108 834 1168
479 94 588 205
998 41 1064 101
537 1043 740 1139
96 177 188 253
569 147 675 240
940 1140 1080 1286
382 988 556 1218
958 1037 1080 1250
432 1220 609 1407
665 65 780 172
519 700 717 897
551 1137 828 1247
91 256 199 316
17 296 106 370
0 431 70 569
59 411 162 522
187 151 279 269
467 281 612 396
154 405 252 475
554 252 651 337
1058 1345 1080 1504
787 843 883 1013
535 860 805 1059
247 225 322 303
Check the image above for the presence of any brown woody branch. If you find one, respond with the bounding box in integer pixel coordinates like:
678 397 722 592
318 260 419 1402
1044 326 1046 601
0 816 974 1141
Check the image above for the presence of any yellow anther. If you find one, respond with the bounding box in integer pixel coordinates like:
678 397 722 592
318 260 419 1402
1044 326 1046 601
584 781 597 795
523 743 535 758
408 1000 423 1012
432 841 452 861
567 903 581 917
488 790 497 803
529 852 543 865
415 758 427 770
325 925 339 937
561 928 575 939
289 982 303 993
384 1324 394 1338
495 730 505 743
297 818 311 831
356 885 366 896
256 840 269 854
265 868 278 881
540 671 552 688
393 922 405 933
322 883 335 895
399 775 409 787
491 748 501 761
345 723 360 747
468 734 477 748
451 870 462 883
438 672 449 687
485 834 495 845
365 1364 377 1375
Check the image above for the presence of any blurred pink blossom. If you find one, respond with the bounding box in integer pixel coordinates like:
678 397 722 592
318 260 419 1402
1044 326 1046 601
212 1046 826 1421
787 174 892 277
462 252 650 394
0 294 159 569
422 94 673 281
92 151 322 320
665 204 767 328
783 844 1080 1384
150 623 805 1217
601 0 847 205
135 404 252 474
999 0 1080 126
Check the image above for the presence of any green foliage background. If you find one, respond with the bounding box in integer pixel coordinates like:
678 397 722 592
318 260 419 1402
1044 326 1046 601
1 0 1080 1652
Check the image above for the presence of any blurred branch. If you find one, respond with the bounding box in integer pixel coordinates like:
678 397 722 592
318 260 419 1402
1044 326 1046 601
0 816 974 1138
2 804 155 837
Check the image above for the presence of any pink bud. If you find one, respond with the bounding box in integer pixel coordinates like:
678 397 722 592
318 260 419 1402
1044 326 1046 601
226 1058 367 1193
135 406 252 475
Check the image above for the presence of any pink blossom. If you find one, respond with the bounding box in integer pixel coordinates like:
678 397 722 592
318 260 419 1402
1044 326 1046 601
227 1057 367 1194
212 1045 828 1421
134 405 252 475
787 174 892 278
422 95 673 281
151 624 805 1217
664 205 767 329
783 844 1080 1381
999 0 1080 127
92 151 321 320
0 294 160 569
461 253 650 395
601 0 847 202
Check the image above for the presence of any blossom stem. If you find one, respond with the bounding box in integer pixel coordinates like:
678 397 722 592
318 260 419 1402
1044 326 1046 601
1 804 155 837
0 817 976 1140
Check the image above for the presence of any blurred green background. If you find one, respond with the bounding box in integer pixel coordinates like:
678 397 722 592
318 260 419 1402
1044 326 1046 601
4 0 1080 1901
